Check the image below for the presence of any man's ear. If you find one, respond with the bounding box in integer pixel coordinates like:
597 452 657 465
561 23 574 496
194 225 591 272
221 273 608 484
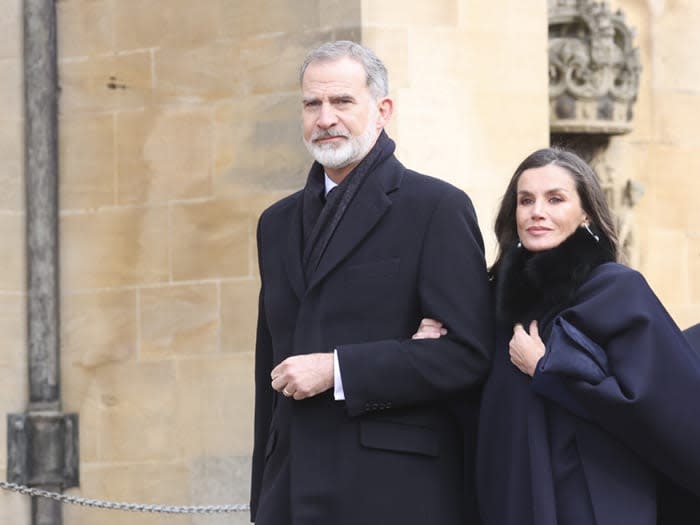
376 97 393 129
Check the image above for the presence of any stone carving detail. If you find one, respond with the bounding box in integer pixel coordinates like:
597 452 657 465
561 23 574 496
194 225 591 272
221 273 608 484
548 0 641 134
589 150 645 266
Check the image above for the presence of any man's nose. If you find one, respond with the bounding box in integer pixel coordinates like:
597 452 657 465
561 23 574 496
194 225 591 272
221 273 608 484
317 103 338 128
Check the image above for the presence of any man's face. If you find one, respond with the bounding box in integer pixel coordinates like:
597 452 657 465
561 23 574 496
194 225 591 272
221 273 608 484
301 56 390 180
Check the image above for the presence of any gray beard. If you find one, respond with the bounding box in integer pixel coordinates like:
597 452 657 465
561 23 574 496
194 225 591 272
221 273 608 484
304 122 379 170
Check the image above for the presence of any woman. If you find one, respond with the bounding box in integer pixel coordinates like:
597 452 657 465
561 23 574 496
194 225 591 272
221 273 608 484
415 147 700 524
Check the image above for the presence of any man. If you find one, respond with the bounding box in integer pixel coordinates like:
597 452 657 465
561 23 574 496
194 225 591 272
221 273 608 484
250 40 492 525
683 323 700 352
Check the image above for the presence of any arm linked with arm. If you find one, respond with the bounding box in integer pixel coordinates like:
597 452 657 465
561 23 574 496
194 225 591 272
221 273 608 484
337 189 494 417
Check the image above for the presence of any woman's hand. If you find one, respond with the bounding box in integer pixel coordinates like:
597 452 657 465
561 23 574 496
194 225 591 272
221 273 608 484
412 318 448 339
509 320 545 377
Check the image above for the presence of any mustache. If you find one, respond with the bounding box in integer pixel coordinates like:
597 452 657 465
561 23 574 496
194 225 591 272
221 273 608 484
311 129 349 141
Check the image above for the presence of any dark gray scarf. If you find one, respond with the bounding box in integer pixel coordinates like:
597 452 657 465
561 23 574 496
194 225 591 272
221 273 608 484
301 130 396 285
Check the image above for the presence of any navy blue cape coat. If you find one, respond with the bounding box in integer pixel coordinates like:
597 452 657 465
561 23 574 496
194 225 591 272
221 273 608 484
478 262 700 525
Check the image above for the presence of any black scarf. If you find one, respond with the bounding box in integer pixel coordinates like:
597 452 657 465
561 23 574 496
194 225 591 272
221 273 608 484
495 226 615 327
301 130 396 284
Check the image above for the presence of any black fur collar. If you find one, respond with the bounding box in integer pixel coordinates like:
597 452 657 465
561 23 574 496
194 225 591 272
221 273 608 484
495 226 615 326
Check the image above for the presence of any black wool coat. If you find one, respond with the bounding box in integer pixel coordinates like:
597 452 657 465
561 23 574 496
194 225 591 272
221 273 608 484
251 142 493 525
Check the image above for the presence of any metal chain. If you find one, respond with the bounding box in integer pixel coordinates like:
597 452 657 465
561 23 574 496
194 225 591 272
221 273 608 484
0 480 249 514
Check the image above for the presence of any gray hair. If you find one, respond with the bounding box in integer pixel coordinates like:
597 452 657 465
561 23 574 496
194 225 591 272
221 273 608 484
299 40 389 100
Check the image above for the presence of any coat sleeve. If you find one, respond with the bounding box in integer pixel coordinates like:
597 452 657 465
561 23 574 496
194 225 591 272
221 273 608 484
337 188 494 417
249 220 274 521
531 266 700 497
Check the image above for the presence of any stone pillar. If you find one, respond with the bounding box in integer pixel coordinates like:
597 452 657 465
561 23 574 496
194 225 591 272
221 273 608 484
25 0 59 414
6 2 79 525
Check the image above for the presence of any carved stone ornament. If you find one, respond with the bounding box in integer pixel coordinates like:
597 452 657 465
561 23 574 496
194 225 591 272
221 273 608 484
548 0 641 134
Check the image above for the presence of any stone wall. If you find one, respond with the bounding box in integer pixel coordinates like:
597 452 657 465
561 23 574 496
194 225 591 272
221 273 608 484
605 0 700 329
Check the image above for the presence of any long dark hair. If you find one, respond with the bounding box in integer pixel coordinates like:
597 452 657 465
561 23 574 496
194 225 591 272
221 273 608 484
490 147 619 277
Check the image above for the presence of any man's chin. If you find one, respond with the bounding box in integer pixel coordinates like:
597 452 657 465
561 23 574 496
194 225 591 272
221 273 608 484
308 147 355 169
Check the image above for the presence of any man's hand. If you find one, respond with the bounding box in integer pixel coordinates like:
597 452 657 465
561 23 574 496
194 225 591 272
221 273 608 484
271 353 334 400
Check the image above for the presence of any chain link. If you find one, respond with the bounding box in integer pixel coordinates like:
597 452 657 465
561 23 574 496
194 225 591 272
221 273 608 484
0 480 249 514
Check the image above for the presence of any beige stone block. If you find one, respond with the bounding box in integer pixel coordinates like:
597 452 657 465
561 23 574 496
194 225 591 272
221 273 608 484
363 0 458 27
171 199 252 282
59 52 152 114
116 109 212 204
395 89 548 191
648 4 700 92
319 0 361 29
114 0 220 51
459 0 547 32
0 293 25 364
57 0 113 59
61 207 169 290
643 146 700 232
219 0 320 39
688 236 700 304
361 28 410 92
238 32 316 95
641 229 689 306
64 463 190 525
0 0 20 59
652 92 700 148
60 290 138 463
0 361 27 418
0 58 22 121
0 347 23 470
0 120 23 212
69 389 102 464
675 305 700 332
153 40 238 104
212 95 309 195
61 290 137 370
60 114 116 209
0 213 24 292
140 283 219 359
624 78 653 144
221 278 259 353
175 354 254 458
97 360 178 462
0 475 28 525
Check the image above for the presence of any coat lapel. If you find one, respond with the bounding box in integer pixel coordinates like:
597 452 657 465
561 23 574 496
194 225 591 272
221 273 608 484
306 164 399 291
284 199 307 300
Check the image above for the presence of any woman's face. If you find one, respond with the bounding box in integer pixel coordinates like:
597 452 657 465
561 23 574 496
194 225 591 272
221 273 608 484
515 164 588 252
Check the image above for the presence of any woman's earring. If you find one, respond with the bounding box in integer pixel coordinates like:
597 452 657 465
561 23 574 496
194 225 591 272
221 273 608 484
583 223 600 242
517 240 522 248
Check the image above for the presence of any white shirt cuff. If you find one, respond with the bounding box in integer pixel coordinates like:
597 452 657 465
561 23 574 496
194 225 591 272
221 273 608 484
333 349 345 400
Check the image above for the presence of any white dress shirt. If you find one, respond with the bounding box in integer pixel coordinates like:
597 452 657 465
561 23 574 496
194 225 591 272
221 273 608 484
324 174 346 401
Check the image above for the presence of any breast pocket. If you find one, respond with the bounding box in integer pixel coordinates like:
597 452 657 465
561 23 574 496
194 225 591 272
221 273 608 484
345 257 400 282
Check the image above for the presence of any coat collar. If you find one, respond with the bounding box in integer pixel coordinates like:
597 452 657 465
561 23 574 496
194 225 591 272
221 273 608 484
495 226 615 326
284 139 404 300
